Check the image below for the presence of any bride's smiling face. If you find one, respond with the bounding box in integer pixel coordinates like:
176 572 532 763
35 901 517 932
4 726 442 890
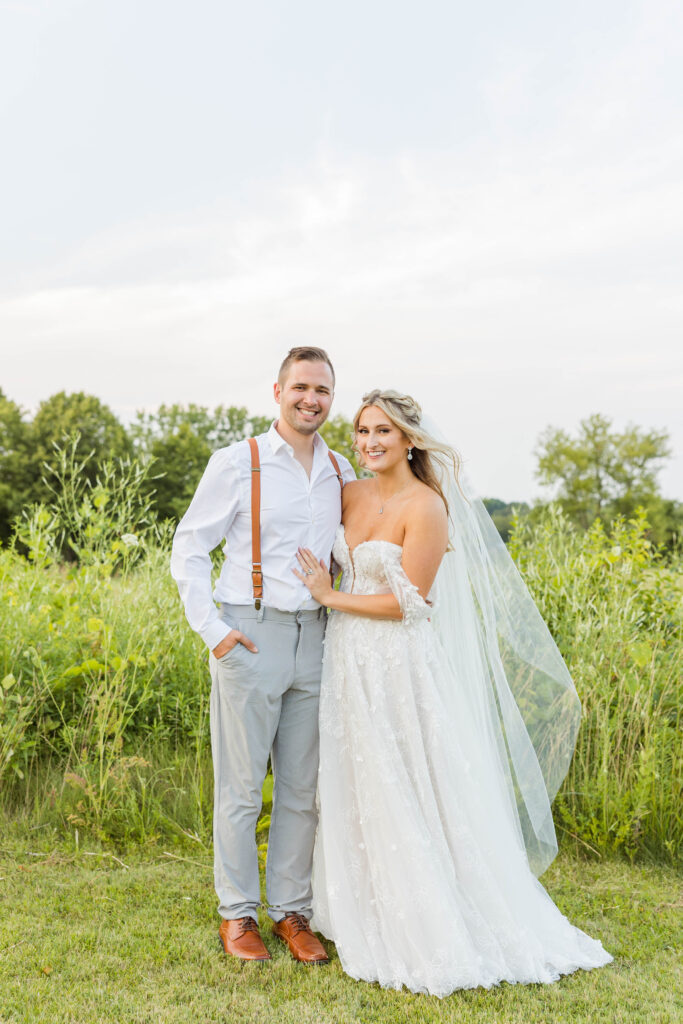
355 405 412 472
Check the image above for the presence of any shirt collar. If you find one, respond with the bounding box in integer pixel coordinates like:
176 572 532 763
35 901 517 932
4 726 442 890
267 420 328 457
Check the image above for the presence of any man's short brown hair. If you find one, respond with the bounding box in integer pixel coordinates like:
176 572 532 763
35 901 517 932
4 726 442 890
278 347 335 387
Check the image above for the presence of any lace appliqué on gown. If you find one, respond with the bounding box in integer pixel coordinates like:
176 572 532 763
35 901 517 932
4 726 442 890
311 526 612 997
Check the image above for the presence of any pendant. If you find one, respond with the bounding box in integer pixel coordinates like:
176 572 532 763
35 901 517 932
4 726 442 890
378 507 384 514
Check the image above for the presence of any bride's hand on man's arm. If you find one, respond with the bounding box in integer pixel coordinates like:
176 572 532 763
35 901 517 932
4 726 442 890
293 548 335 604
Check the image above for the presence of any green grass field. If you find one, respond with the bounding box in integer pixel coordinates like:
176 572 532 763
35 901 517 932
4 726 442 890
1 836 680 1024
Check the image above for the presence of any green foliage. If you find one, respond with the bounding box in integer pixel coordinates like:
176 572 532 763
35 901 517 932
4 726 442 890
0 389 32 541
130 404 361 522
535 414 677 545
38 437 158 566
131 402 273 454
1 475 680 863
4 392 681 549
27 391 132 505
0 453 209 844
320 414 361 475
130 403 272 522
1 398 680 862
0 388 360 537
510 505 682 862
482 497 530 543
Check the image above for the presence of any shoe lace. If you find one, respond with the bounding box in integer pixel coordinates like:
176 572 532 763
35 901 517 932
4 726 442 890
283 912 311 935
237 917 260 936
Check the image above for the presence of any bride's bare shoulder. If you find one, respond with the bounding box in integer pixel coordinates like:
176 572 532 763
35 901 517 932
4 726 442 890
407 482 448 528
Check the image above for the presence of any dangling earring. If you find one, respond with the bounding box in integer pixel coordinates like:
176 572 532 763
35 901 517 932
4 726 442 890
407 448 413 461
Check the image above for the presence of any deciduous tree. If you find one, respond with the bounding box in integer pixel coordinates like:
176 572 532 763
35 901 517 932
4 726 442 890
320 415 360 476
28 391 131 504
0 389 32 540
131 404 272 522
535 414 674 542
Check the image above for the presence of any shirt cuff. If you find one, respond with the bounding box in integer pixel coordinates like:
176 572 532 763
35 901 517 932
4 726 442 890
201 620 232 652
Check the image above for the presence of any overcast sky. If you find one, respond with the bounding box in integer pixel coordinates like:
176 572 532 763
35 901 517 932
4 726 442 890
1 0 682 500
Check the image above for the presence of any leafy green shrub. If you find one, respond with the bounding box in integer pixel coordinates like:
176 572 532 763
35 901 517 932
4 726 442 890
1 460 680 863
510 506 681 863
0 452 209 843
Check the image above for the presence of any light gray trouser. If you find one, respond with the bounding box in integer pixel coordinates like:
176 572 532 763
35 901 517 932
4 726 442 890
209 603 326 923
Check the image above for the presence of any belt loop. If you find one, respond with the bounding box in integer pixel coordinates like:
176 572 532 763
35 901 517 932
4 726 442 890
257 603 265 623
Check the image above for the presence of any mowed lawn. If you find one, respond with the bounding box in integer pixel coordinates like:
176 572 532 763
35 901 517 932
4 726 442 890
0 837 680 1024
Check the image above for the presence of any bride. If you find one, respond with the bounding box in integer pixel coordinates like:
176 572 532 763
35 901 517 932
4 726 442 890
293 388 612 996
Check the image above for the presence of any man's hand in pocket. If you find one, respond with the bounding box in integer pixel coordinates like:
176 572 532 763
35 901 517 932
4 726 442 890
212 630 259 658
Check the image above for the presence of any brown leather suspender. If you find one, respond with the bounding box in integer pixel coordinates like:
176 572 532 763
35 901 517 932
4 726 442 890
327 451 343 489
247 439 263 609
247 439 344 609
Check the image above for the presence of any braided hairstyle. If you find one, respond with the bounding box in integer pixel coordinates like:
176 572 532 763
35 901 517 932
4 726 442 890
352 389 461 514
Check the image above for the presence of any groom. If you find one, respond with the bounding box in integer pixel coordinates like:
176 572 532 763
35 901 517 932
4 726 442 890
171 347 354 963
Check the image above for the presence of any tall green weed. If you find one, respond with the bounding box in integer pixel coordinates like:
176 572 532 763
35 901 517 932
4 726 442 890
510 507 681 863
1 466 680 863
0 451 209 844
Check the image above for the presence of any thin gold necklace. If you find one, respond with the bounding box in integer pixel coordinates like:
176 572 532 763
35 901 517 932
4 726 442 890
376 480 412 515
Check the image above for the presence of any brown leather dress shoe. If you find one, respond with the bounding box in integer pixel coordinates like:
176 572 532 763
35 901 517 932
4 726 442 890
218 916 271 961
272 912 329 965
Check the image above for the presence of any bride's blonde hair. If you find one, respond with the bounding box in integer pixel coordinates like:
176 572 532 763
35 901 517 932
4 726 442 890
353 389 461 514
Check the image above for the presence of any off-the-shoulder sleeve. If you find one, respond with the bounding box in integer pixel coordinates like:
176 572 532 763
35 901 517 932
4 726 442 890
381 549 433 625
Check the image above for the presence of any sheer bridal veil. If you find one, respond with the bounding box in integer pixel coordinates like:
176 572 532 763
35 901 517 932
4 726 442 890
422 416 581 877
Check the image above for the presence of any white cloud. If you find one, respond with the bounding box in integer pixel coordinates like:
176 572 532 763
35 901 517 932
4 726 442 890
1 0 682 499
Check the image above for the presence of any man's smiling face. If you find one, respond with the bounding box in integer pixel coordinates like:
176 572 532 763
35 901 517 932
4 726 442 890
274 359 334 437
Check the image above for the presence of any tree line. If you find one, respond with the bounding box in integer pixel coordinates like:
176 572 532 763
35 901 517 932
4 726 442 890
1 389 680 548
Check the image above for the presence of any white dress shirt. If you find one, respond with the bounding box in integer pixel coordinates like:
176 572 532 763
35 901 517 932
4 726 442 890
171 422 355 650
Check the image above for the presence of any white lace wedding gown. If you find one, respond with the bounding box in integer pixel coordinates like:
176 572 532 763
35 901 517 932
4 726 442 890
311 526 612 996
